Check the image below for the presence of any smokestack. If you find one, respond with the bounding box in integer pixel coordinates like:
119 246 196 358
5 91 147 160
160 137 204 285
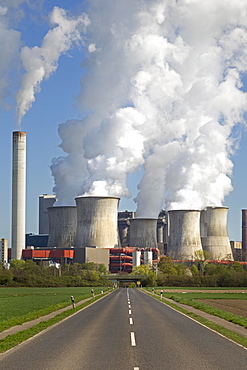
11 131 26 260
167 210 203 260
75 196 120 248
200 207 233 260
242 209 247 261
47 206 77 248
129 218 157 248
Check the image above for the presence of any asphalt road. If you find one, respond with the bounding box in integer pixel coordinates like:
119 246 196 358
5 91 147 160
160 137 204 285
0 288 246 370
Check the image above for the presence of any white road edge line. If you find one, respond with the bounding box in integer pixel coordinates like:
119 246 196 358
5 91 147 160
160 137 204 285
131 332 136 346
129 317 133 325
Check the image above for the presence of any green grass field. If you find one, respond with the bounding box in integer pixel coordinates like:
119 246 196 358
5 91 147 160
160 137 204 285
0 287 108 332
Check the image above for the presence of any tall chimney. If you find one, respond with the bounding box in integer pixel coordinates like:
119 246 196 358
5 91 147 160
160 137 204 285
11 131 26 260
167 210 203 260
200 206 233 260
75 196 120 248
129 218 157 248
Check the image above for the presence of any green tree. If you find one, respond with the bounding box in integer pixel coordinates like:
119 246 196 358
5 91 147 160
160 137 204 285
10 259 26 269
158 257 176 274
131 265 157 286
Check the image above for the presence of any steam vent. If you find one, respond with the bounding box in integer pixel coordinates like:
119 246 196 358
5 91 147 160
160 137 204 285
167 210 203 260
200 207 233 260
47 206 77 248
75 196 120 248
129 218 157 248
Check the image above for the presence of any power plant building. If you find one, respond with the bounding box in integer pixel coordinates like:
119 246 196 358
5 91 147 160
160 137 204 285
39 194 56 234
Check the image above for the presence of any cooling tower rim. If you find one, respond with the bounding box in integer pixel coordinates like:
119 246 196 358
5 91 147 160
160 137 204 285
168 209 201 213
47 205 76 209
203 206 229 210
13 130 26 134
130 217 157 220
75 195 120 200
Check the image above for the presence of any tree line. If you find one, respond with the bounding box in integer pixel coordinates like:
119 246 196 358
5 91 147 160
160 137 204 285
0 260 111 287
131 257 247 287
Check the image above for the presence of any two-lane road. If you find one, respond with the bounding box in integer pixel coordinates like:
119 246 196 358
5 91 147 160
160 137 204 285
0 289 246 369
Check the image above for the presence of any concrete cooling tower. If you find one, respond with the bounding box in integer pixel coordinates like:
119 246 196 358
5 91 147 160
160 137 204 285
167 210 203 260
129 218 157 248
75 196 120 248
47 206 77 248
200 207 233 260
12 131 26 260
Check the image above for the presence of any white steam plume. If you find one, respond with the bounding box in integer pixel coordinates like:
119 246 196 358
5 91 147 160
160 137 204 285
16 6 90 124
0 3 21 109
51 0 247 217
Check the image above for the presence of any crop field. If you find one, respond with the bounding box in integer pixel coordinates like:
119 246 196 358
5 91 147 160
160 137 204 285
0 287 107 332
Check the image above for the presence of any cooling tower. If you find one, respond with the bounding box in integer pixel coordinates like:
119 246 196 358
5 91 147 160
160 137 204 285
132 250 141 267
75 196 120 248
129 218 157 248
144 250 153 265
11 131 26 260
47 206 77 248
242 209 247 261
200 207 233 260
167 210 203 260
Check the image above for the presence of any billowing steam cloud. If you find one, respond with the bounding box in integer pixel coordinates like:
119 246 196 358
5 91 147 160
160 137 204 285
51 0 247 217
0 3 21 109
16 6 89 124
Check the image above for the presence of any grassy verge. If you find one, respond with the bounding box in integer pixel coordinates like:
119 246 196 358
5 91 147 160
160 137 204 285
143 290 247 348
0 293 108 353
0 287 108 333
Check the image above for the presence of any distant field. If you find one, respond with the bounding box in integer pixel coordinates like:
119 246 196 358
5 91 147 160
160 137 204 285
0 287 107 332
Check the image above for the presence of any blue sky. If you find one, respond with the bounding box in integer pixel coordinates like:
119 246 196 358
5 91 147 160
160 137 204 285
1 0 247 246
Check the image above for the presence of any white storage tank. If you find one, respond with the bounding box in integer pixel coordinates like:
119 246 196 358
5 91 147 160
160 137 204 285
144 249 153 265
132 250 141 267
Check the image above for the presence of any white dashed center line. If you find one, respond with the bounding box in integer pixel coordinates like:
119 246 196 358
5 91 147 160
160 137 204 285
131 332 136 346
129 317 133 325
129 309 132 315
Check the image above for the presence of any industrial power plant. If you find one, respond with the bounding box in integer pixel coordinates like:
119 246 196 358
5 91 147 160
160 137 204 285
0 131 246 271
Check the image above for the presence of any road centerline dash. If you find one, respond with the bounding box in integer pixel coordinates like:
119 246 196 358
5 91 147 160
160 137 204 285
131 332 136 346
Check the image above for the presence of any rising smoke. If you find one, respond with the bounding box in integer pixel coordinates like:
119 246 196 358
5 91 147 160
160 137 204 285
3 1 247 217
51 0 247 217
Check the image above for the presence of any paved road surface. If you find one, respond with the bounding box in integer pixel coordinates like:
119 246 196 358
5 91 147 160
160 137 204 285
0 289 246 369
